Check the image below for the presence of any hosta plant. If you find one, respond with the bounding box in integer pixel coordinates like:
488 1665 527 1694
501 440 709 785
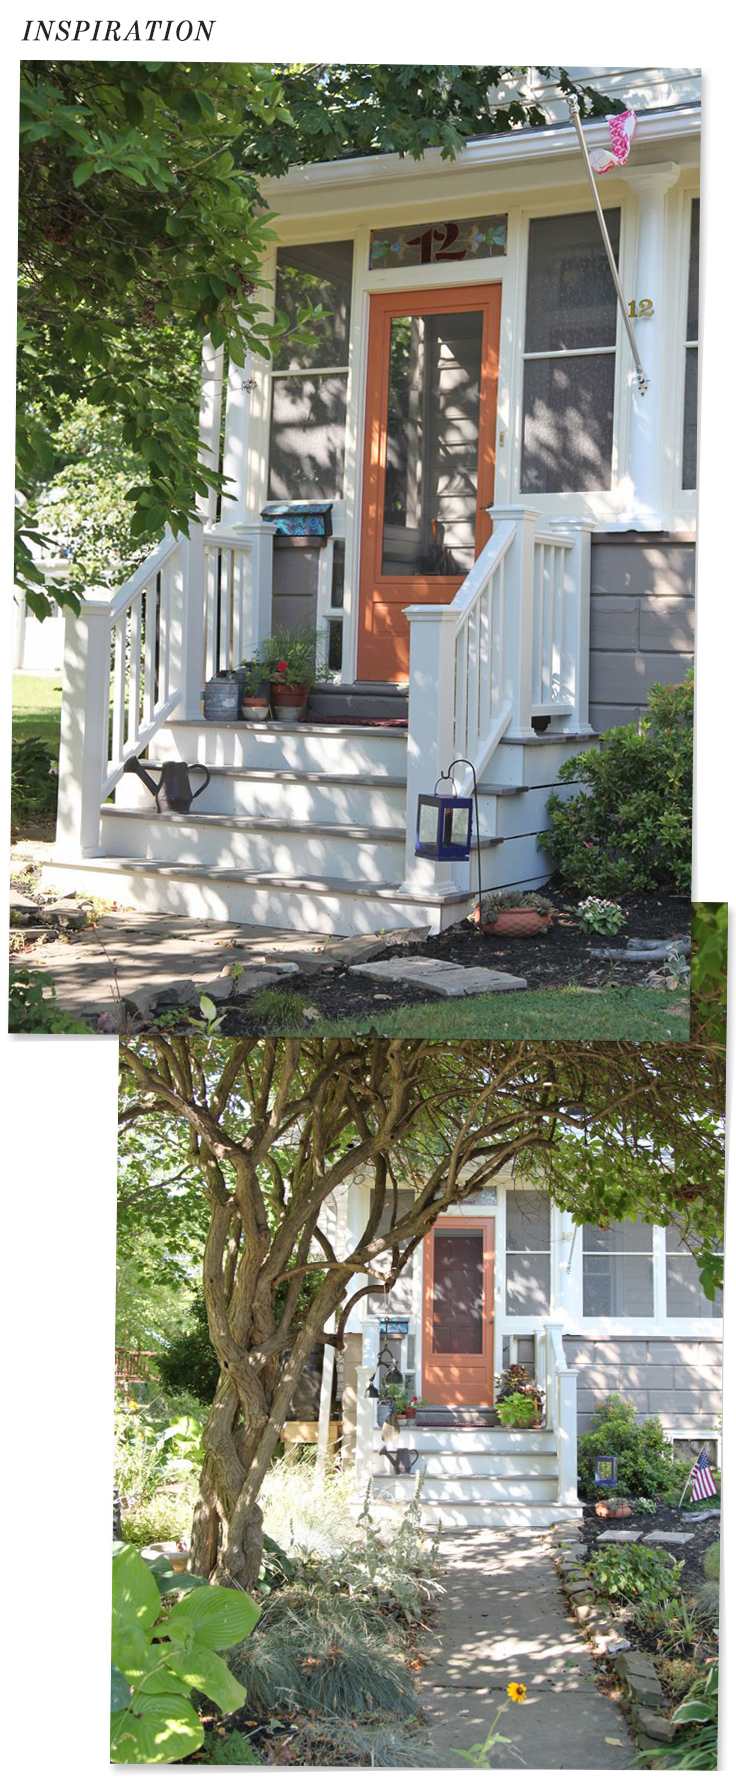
110 1542 259 1763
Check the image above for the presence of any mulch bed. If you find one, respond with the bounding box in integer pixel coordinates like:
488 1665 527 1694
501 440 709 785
579 1497 719 1597
217 888 689 1033
375 888 690 993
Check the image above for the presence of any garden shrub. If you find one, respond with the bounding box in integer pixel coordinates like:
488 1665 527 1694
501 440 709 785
114 1390 207 1546
541 673 693 896
577 1394 685 1501
158 1294 220 1403
586 1543 683 1604
11 735 58 826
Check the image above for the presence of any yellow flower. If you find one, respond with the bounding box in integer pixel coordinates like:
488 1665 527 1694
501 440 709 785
507 1682 527 1703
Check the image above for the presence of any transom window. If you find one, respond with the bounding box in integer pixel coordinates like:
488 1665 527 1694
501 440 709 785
682 198 699 490
505 1189 551 1316
268 240 353 502
583 1218 653 1317
370 214 507 271
521 209 620 494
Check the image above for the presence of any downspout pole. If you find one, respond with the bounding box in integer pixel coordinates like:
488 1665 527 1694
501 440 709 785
566 96 649 397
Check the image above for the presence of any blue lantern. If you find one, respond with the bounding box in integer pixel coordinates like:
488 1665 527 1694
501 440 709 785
594 1455 619 1487
416 774 473 861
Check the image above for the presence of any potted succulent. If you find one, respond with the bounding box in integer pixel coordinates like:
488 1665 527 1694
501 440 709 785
262 629 332 722
240 655 271 721
475 890 555 938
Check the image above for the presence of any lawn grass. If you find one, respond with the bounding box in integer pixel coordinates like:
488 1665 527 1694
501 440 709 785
12 672 63 754
310 986 689 1042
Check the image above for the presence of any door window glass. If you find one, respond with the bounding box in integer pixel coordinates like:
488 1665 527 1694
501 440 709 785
433 1230 484 1355
382 309 483 578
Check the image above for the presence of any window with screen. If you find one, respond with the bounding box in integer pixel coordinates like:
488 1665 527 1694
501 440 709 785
505 1189 551 1316
583 1218 653 1317
665 1225 722 1318
682 198 699 490
521 210 620 494
268 241 353 501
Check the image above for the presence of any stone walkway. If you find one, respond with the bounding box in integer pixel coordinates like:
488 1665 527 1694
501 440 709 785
420 1531 637 1769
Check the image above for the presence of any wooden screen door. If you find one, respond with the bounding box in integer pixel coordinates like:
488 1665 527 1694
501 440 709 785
422 1217 495 1405
357 284 501 683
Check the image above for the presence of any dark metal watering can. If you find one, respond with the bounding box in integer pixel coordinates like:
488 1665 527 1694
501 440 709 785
379 1444 419 1476
124 756 211 814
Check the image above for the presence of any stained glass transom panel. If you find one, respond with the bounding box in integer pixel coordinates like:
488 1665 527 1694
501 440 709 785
370 216 507 271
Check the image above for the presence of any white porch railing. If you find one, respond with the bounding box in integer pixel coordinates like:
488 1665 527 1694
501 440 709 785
56 532 187 856
542 1321 581 1506
402 504 593 893
199 522 275 687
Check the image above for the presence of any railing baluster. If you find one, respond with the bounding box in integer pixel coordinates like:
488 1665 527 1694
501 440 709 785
112 615 127 771
466 600 479 761
127 593 142 747
221 548 233 672
143 581 157 728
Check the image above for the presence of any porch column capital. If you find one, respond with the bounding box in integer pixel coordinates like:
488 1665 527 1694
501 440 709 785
620 160 681 197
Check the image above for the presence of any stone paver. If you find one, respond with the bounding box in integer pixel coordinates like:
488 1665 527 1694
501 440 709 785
593 1529 643 1543
646 1530 693 1545
419 1532 636 1768
349 956 527 997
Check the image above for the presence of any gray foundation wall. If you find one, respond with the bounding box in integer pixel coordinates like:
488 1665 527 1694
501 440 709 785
589 533 695 733
565 1335 722 1434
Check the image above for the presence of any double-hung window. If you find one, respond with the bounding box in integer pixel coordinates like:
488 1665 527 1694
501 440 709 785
521 210 620 494
665 1224 722 1317
505 1189 551 1316
582 1218 654 1317
268 240 353 501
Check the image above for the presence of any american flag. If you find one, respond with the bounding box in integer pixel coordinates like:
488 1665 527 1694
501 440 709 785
688 1448 718 1502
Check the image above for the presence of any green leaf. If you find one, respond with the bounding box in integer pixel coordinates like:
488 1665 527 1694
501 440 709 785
112 1544 161 1630
147 1557 211 1595
671 1699 714 1724
165 1642 247 1714
72 160 96 187
110 1693 203 1763
165 1584 260 1650
111 1663 132 1713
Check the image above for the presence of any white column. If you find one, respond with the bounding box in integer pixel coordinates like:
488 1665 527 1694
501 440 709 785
55 598 113 857
558 521 595 735
354 1367 376 1492
620 163 681 529
182 338 224 718
545 1321 580 1505
220 344 255 528
490 505 538 740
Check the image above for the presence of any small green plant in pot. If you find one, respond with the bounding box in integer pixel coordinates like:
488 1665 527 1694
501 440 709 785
240 654 271 718
263 628 332 720
476 890 554 938
496 1391 542 1430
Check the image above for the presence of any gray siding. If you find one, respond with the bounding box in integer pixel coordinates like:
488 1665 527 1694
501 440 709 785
589 533 695 732
565 1335 722 1434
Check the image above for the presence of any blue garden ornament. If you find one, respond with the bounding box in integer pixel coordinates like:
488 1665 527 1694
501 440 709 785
415 773 473 862
594 1455 619 1487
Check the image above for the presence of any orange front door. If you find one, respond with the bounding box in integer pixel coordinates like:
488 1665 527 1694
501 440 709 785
422 1217 495 1406
357 285 501 683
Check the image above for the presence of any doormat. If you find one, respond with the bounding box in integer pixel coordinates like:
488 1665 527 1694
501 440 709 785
415 1408 498 1428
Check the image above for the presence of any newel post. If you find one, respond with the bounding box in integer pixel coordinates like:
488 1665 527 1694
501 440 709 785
401 605 462 895
490 504 538 739
546 1321 580 1506
560 520 595 735
55 596 112 857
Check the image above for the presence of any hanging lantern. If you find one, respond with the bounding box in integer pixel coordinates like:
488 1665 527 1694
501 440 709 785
364 1373 381 1400
384 1363 404 1390
594 1455 619 1487
415 774 473 862
376 1398 395 1428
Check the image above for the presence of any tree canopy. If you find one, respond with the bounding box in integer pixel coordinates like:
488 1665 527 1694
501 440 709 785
18 62 615 615
118 1037 724 1587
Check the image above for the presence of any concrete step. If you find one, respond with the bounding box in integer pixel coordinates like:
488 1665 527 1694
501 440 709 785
374 1475 558 1505
121 766 409 829
370 1499 583 1531
155 719 409 778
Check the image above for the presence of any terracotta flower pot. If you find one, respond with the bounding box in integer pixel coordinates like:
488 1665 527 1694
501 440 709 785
397 1410 416 1422
270 681 309 721
475 907 553 938
595 1498 633 1519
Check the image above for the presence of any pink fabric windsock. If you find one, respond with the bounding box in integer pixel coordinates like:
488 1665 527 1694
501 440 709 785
589 109 637 174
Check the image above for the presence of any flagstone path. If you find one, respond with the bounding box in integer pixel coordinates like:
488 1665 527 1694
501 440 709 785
419 1530 637 1768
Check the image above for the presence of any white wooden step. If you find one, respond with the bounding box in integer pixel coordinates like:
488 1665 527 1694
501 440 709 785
374 1427 557 1455
370 1500 582 1531
120 767 408 829
374 1449 558 1480
374 1475 558 1505
100 808 407 883
156 720 409 778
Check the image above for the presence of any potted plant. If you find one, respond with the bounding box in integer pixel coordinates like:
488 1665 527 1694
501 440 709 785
262 629 332 722
496 1391 542 1430
495 1364 544 1420
391 1390 425 1423
475 890 554 938
240 655 270 721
